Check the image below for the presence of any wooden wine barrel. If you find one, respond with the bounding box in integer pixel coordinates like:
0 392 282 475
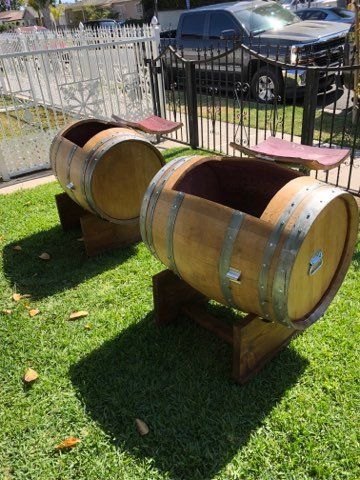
50 118 164 224
140 155 358 330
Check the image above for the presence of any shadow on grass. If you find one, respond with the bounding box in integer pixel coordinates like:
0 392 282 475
2 225 136 299
71 313 308 480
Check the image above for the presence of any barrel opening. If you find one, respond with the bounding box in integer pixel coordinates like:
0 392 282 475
173 159 300 217
63 120 118 147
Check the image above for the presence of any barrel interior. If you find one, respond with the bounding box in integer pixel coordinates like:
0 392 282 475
173 159 300 217
62 120 118 147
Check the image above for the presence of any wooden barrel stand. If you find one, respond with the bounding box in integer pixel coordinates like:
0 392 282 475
153 269 297 384
55 192 140 257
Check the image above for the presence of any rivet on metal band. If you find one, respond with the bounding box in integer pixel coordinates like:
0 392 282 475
258 182 324 321
219 210 245 308
166 191 185 277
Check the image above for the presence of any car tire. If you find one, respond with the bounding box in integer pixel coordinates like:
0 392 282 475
251 67 284 103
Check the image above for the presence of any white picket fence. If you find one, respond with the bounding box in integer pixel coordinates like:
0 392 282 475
0 26 159 180
0 25 157 54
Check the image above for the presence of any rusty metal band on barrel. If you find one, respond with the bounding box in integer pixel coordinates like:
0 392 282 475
166 191 185 276
83 133 146 222
140 156 196 257
50 136 62 180
51 121 81 180
258 182 324 322
272 186 344 330
140 156 191 249
81 135 117 214
218 210 245 308
65 145 78 202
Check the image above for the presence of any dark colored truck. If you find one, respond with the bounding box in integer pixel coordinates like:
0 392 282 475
161 0 350 102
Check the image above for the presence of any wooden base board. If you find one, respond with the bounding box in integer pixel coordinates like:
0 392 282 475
55 193 141 256
153 269 297 384
55 192 86 231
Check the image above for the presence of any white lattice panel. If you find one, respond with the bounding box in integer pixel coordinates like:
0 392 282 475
0 128 56 178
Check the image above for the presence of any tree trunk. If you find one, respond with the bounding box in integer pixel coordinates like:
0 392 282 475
41 7 53 29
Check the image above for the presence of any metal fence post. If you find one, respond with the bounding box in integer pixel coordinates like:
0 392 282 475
151 18 165 118
301 68 320 146
147 59 161 117
185 62 199 149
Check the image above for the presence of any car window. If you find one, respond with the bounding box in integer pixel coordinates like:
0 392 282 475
181 13 206 39
209 12 239 39
331 8 354 18
297 11 307 20
306 11 327 20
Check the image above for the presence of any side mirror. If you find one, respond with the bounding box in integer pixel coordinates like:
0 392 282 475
220 29 237 40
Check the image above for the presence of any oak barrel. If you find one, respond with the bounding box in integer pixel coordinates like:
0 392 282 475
50 118 164 224
140 155 358 330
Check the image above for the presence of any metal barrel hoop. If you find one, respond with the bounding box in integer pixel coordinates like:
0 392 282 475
81 135 116 214
64 144 78 202
139 163 173 248
50 135 62 180
258 181 325 320
139 157 187 249
166 191 185 276
141 155 196 256
81 131 130 205
272 186 346 330
219 210 246 308
51 120 88 181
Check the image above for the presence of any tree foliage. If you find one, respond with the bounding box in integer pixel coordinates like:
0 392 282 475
83 6 111 21
141 0 225 21
50 4 64 25
0 0 23 12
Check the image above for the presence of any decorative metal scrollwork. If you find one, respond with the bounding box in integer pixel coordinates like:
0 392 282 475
234 81 249 95
60 79 104 117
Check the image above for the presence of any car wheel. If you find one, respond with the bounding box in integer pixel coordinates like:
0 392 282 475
251 67 284 103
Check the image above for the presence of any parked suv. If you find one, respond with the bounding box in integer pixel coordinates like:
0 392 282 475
162 1 350 102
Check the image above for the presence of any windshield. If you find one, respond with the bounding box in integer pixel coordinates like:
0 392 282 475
234 3 301 35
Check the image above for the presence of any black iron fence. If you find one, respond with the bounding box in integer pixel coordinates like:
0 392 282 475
148 38 360 196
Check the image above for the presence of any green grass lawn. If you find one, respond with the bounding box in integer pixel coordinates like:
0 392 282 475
0 147 359 480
